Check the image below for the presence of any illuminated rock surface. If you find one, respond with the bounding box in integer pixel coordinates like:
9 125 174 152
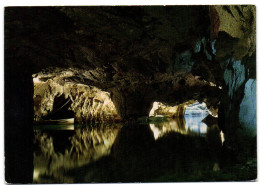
239 79 256 136
4 5 256 183
33 77 121 123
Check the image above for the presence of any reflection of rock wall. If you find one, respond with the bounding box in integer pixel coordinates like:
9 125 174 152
111 124 155 161
149 118 185 140
69 124 122 160
33 78 121 123
33 124 122 183
149 117 209 140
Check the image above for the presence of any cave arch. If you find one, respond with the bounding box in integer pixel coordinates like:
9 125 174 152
4 6 256 183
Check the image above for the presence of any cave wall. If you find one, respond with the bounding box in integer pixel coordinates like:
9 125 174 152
214 5 256 60
34 78 205 123
5 6 217 119
5 69 34 182
219 58 247 141
239 79 256 136
33 78 121 123
213 5 256 159
4 5 256 182
149 101 191 117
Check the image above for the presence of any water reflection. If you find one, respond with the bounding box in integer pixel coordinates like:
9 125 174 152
33 123 122 183
184 116 208 135
185 101 209 135
149 116 209 140
149 117 186 139
33 115 221 183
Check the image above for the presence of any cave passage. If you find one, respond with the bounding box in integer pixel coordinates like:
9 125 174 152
30 77 256 183
5 5 256 183
44 94 74 120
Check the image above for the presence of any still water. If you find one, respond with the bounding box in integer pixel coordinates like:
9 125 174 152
33 114 222 183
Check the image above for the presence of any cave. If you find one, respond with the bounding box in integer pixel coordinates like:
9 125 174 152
43 94 74 120
4 5 256 183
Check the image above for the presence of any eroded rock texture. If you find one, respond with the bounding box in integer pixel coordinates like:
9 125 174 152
33 77 121 123
212 5 256 160
149 100 196 117
6 6 222 119
5 5 256 182
33 75 213 123
214 5 256 60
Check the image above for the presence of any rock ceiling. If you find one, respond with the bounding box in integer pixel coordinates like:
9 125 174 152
5 5 256 118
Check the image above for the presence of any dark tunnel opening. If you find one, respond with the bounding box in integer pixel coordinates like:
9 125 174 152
4 5 256 184
43 94 74 120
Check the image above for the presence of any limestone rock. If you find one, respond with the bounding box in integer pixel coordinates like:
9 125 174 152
202 114 218 127
214 5 256 60
239 79 256 136
33 77 121 123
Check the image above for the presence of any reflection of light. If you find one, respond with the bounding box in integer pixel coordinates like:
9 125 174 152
185 114 208 134
149 124 161 140
184 101 212 135
33 169 40 180
155 115 164 117
59 118 74 124
66 125 74 130
200 123 207 134
149 115 211 139
220 131 225 144
33 124 121 183
190 125 199 131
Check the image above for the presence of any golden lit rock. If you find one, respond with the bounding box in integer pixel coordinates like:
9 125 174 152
33 76 121 123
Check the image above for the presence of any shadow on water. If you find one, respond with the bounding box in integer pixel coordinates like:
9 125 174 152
70 122 221 183
33 116 257 183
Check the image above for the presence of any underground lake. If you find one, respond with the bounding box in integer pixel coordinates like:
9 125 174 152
4 5 257 183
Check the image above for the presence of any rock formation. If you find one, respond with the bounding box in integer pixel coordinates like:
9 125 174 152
4 5 256 183
33 76 121 123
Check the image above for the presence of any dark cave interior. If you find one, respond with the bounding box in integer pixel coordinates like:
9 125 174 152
4 5 256 183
